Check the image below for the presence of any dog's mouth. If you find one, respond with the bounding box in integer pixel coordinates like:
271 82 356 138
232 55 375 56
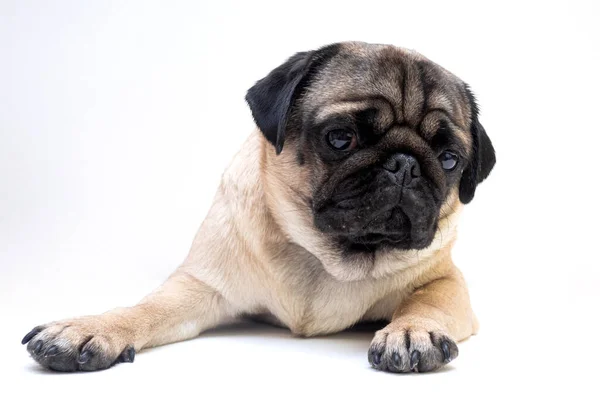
314 186 440 252
333 206 417 251
312 165 443 253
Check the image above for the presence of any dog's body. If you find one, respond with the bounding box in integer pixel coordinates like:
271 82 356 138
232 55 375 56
22 42 494 373
183 131 471 337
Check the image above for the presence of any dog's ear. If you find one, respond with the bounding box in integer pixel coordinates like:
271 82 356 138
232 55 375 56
459 86 496 204
245 45 339 154
246 51 313 154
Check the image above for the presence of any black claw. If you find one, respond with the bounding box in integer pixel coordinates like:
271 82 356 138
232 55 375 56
441 340 451 362
374 353 381 365
410 350 420 370
369 348 383 367
33 340 43 354
119 346 135 363
78 350 92 364
22 327 43 345
45 345 59 357
392 352 402 368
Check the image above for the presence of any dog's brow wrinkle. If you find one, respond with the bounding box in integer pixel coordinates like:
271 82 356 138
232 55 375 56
418 108 462 140
400 59 407 124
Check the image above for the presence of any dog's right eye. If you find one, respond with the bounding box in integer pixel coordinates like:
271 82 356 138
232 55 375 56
327 130 357 151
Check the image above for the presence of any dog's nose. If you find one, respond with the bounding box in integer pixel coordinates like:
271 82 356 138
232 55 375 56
382 153 421 185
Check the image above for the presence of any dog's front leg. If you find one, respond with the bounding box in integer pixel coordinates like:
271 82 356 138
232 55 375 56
368 264 478 373
22 270 232 372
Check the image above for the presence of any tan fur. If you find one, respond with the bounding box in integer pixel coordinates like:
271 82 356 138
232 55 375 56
25 131 475 357
24 43 480 373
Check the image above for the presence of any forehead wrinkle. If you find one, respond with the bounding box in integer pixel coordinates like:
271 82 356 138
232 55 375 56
415 59 467 123
419 110 470 147
368 51 457 131
371 56 404 121
427 88 454 116
403 60 426 127
312 97 395 130
313 100 371 124
304 44 471 144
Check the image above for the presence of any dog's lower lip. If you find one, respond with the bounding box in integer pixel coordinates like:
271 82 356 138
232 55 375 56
349 233 407 244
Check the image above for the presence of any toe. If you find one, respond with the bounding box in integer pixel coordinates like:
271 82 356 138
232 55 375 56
410 350 421 371
388 352 403 372
441 337 459 362
441 340 451 361
368 346 384 369
45 345 59 357
118 346 135 363
45 350 80 372
77 337 115 371
78 350 92 364
32 340 44 355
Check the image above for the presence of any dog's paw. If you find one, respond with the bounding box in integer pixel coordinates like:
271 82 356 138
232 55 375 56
22 316 135 372
368 318 458 373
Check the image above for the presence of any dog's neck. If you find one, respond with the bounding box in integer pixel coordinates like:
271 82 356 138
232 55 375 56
189 129 460 284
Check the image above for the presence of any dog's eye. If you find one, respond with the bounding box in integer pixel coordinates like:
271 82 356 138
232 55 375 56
439 151 459 170
327 130 357 151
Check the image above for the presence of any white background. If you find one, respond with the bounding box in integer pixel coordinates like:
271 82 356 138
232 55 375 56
1 0 599 398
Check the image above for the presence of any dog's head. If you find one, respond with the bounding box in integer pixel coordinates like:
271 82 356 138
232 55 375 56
246 42 495 280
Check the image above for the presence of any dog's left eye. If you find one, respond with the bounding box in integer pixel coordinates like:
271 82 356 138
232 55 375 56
439 151 459 170
327 130 358 151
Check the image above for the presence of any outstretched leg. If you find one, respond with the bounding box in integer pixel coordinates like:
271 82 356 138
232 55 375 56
22 270 232 371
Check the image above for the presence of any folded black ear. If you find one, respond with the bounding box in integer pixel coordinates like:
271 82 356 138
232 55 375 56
459 87 496 204
245 44 340 154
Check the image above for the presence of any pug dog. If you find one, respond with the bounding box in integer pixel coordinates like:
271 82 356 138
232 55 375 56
22 41 495 373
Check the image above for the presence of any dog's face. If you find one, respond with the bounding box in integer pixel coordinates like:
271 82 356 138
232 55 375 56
246 42 495 280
